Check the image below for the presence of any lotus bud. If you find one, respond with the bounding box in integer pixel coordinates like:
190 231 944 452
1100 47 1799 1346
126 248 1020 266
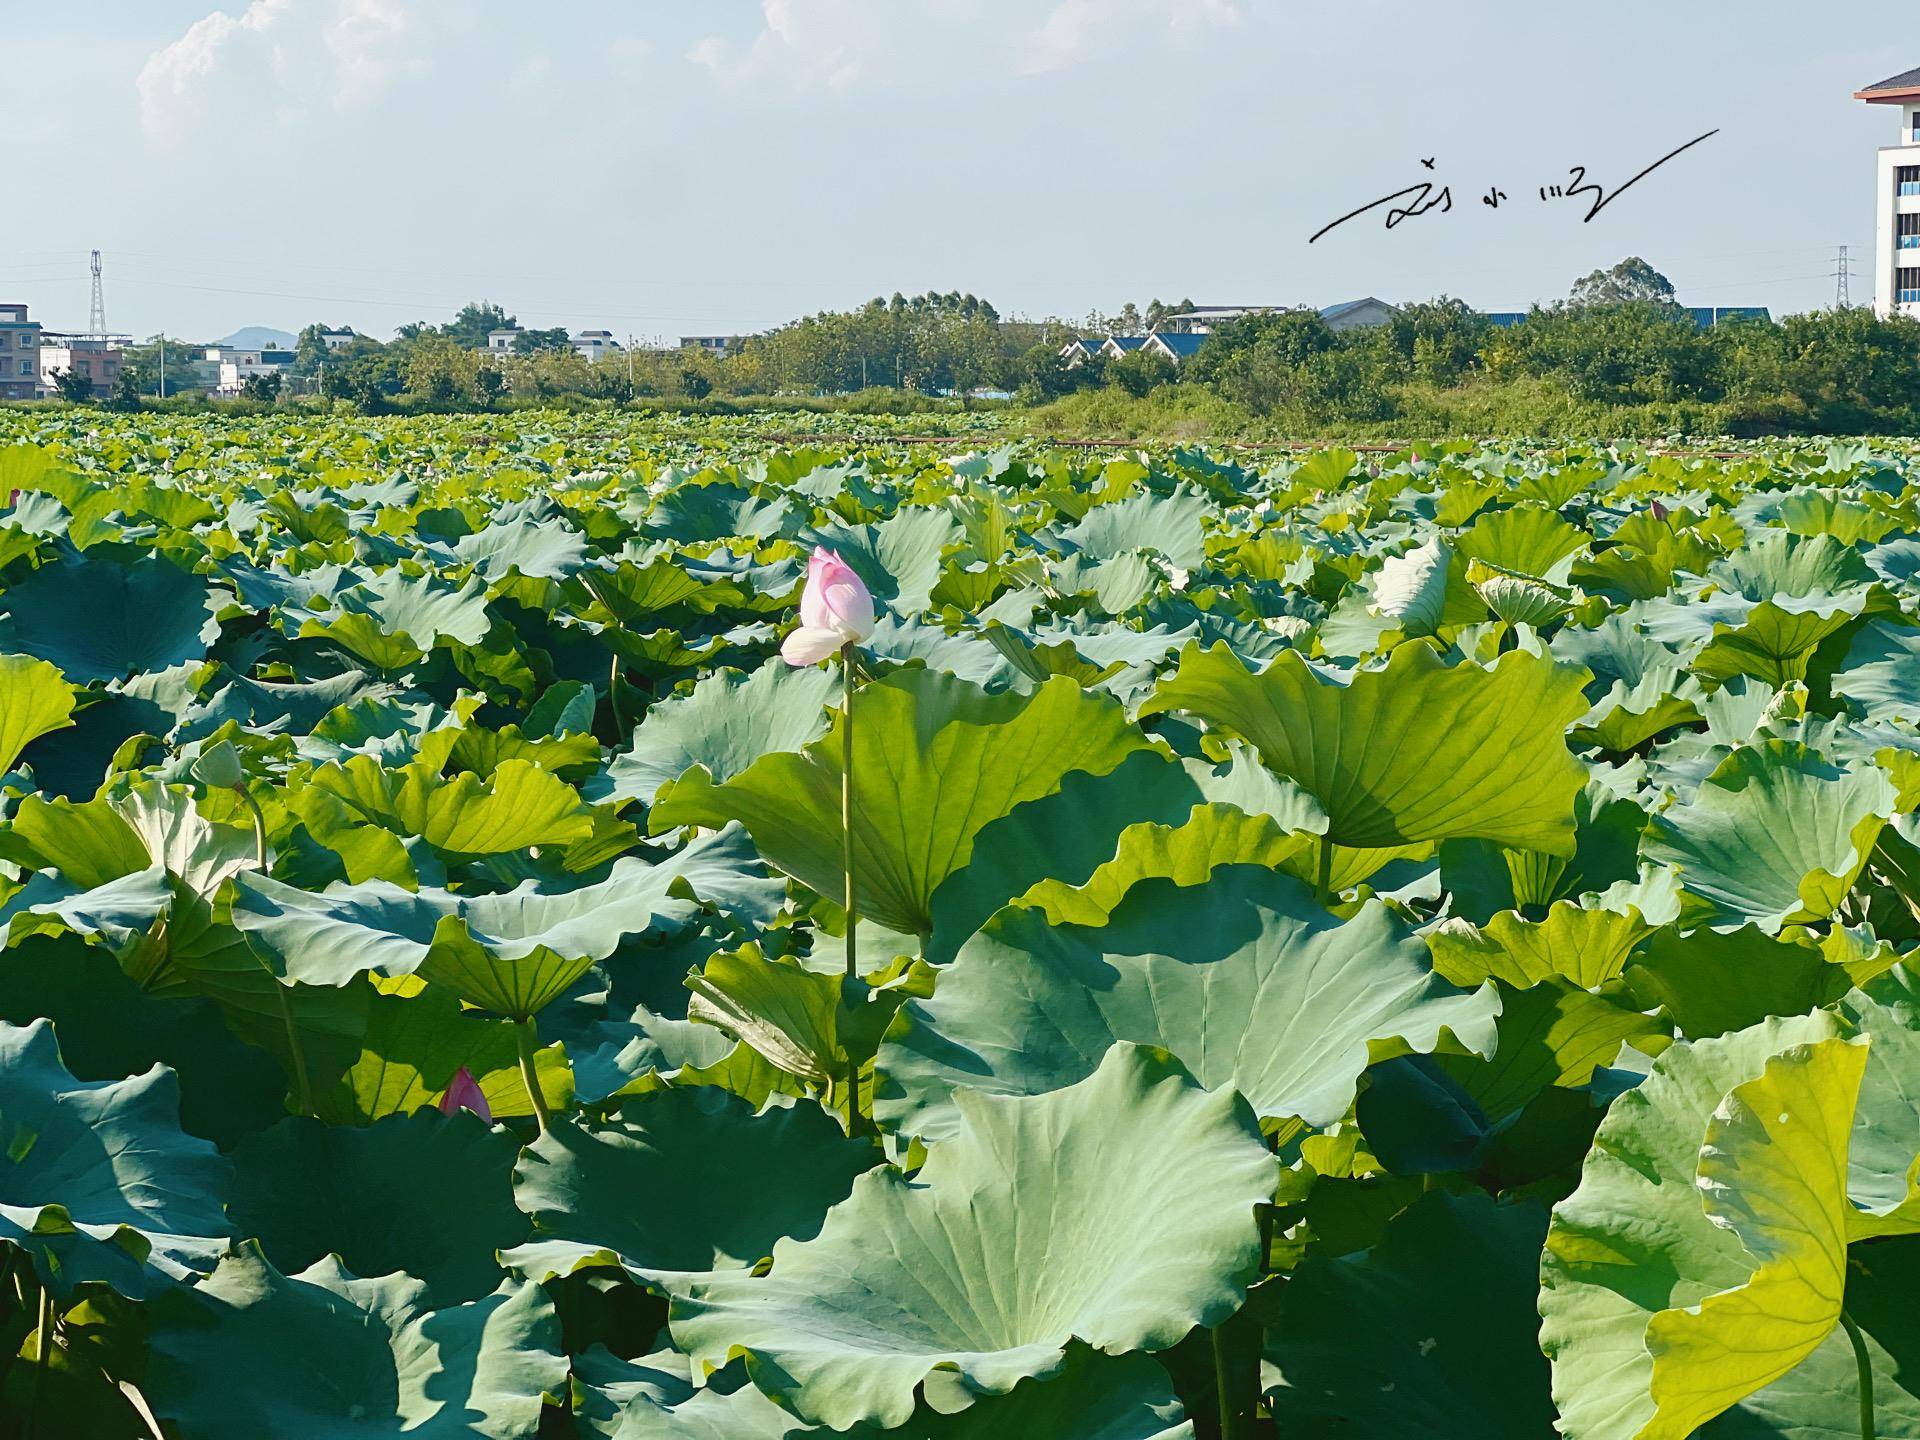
781 546 876 667
438 1066 493 1123
190 740 245 791
1649 498 1669 521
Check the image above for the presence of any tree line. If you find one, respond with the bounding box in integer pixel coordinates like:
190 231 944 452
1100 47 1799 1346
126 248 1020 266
51 261 1920 433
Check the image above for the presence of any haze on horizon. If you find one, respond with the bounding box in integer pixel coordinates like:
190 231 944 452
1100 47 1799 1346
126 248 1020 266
3 0 1909 343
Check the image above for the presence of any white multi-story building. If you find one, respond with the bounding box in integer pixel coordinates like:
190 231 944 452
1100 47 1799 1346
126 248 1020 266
0 304 42 400
573 329 622 363
205 345 294 396
487 328 521 355
1856 67 1920 316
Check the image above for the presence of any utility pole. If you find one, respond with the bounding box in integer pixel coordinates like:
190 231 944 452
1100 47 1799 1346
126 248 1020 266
1836 244 1853 308
87 250 107 339
625 334 635 393
159 336 166 398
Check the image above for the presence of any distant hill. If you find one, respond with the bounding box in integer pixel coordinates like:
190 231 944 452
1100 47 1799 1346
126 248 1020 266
219 326 298 351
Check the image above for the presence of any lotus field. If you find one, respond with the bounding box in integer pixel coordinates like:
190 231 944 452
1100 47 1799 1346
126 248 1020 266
6 416 1920 1439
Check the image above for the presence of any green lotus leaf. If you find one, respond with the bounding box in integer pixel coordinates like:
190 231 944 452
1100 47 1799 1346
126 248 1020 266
1571 667 1704 753
671 1044 1272 1432
1834 617 1920 724
1632 1034 1871 1437
576 1343 1194 1440
1427 895 1660 990
0 552 228 683
147 1247 567 1439
1536 1010 1920 1440
922 749 1322 964
1435 978 1670 1120
1060 483 1212 570
1644 741 1895 933
503 1086 875 1289
684 945 920 1088
315 981 572 1124
1141 643 1591 853
1835 967 1920 1237
0 933 287 1148
651 670 1155 938
453 512 590 582
1262 1193 1555 1438
320 566 494 650
1010 802 1313 927
876 866 1496 1142
1624 924 1853 1039
232 824 780 1000
1691 595 1870 686
0 653 76 776
0 1019 231 1297
1369 537 1454 636
229 1110 528 1302
1457 501 1588 576
604 662 837 808
1470 560 1576 629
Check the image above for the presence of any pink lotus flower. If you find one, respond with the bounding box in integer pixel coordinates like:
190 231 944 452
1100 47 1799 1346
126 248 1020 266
781 546 876 666
438 1066 492 1123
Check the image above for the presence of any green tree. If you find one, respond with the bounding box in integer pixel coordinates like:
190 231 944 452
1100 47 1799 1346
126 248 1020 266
51 369 93 403
441 302 517 349
512 327 573 355
240 371 283 404
1569 257 1678 308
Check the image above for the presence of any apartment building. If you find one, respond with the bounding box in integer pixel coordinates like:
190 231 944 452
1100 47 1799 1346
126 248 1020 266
39 335 123 397
1855 66 1920 315
0 304 43 400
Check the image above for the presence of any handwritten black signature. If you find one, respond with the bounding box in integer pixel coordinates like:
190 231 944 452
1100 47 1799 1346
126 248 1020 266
1307 128 1721 244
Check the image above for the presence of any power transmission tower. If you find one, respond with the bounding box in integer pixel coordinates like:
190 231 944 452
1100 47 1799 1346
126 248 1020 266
87 250 107 338
1835 244 1853 308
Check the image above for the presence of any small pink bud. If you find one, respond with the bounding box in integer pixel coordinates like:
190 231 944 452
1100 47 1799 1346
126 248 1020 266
1649 498 1669 521
438 1066 493 1123
782 546 876 666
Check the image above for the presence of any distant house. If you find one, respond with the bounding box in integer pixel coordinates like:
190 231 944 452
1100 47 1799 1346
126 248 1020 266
1097 335 1153 360
0 304 42 400
680 334 745 359
205 345 294 396
487 328 521 354
41 335 126 397
1158 300 1398 335
1058 337 1103 367
320 330 357 351
573 329 623 363
1143 332 1209 364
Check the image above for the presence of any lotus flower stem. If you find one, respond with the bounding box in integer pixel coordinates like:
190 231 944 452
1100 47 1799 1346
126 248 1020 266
1839 1309 1876 1440
841 641 866 1136
239 784 314 1117
1211 1320 1243 1440
26 1281 51 1439
515 1018 551 1134
608 650 628 745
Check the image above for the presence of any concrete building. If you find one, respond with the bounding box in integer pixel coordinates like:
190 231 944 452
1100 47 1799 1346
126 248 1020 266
1855 67 1920 317
39 335 123 398
1159 299 1398 334
0 304 42 400
487 328 522 354
680 334 744 359
573 329 622 363
205 345 294 396
320 330 358 351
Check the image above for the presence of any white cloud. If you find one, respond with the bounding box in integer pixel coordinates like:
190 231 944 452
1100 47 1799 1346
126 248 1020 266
1022 0 1242 74
136 0 440 145
136 0 293 143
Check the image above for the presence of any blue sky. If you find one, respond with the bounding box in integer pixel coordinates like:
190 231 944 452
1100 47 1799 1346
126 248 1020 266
3 1 1912 341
